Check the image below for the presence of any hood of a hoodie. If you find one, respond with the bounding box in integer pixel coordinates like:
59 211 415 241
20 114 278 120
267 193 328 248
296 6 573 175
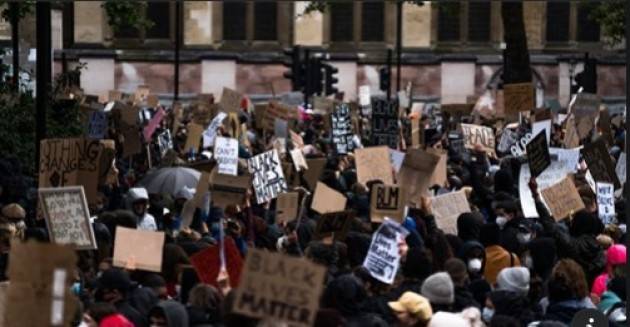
154 300 189 327
128 187 149 203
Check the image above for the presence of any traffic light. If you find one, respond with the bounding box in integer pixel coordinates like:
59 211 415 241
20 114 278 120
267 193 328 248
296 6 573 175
283 46 305 91
322 62 339 96
379 66 390 93
305 56 323 99
574 53 597 94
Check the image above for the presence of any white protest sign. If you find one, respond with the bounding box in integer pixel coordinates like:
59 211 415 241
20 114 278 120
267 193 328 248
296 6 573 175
38 186 97 250
87 111 107 139
497 129 519 153
247 150 288 204
398 90 410 109
510 133 533 157
289 149 308 172
597 182 615 225
430 190 471 234
389 149 405 173
202 112 227 148
532 119 551 145
215 137 239 176
359 85 371 107
362 219 409 284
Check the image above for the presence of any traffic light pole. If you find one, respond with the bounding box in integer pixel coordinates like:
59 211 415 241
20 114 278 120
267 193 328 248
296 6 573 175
396 0 402 93
36 1 51 165
304 49 311 108
387 48 392 100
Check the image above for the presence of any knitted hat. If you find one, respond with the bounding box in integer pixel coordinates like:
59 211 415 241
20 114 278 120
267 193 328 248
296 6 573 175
1 204 25 220
496 267 530 295
421 272 454 305
428 312 468 327
388 292 432 322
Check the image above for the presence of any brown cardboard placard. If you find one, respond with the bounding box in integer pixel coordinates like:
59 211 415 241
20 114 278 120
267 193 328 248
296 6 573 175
441 103 474 117
210 168 252 208
219 87 243 114
398 148 440 203
184 123 204 154
232 249 326 327
263 101 296 131
460 123 496 155
541 176 585 221
410 117 424 148
312 96 335 115
289 149 308 172
303 158 327 190
5 241 77 327
571 93 600 119
430 190 471 234
311 182 347 214
290 130 304 149
254 103 268 130
428 148 447 187
276 192 299 223
370 184 405 223
504 82 534 116
563 115 580 149
355 146 394 186
582 137 621 189
112 226 165 272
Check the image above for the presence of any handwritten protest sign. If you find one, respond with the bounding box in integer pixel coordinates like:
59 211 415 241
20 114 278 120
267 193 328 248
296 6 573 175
202 112 228 148
355 146 394 186
315 211 354 241
359 85 371 106
398 148 440 202
526 131 551 178
460 123 495 155
504 82 534 116
142 108 165 142
263 101 296 131
597 182 615 225
331 103 354 154
215 137 239 176
497 129 518 154
113 226 165 272
582 138 620 189
289 149 308 172
190 237 243 288
248 150 288 204
540 176 585 221
39 138 105 206
219 87 242 113
311 182 347 214
370 184 405 223
5 242 77 327
38 186 96 250
371 99 399 149
233 249 326 327
572 93 600 118
362 219 409 284
87 111 107 139
210 168 251 208
276 192 299 223
430 190 471 234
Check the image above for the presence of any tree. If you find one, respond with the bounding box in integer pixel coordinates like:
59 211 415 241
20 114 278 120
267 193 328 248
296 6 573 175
591 1 625 46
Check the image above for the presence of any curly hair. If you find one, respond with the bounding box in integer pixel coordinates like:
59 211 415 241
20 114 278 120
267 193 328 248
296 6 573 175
548 259 588 301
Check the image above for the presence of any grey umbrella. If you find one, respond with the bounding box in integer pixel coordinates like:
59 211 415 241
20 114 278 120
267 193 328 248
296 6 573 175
137 167 201 196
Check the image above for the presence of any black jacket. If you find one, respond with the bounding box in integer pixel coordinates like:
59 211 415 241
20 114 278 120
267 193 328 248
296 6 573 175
490 290 542 327
453 285 481 311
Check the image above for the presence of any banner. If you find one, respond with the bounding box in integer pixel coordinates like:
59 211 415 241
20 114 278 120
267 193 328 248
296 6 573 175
540 176 585 221
370 184 405 223
597 182 615 225
430 190 471 234
38 186 97 250
460 123 495 155
331 103 354 154
112 226 165 272
248 150 288 204
215 137 239 176
371 99 399 149
526 131 551 178
362 219 409 284
355 146 394 186
233 249 326 327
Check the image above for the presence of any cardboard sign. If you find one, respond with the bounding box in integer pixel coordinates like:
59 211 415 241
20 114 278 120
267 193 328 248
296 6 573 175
315 210 354 241
540 176 585 221
371 99 399 149
410 117 423 148
311 182 347 214
582 138 620 189
190 237 243 288
87 111 108 139
359 85 371 107
289 149 308 172
38 186 97 250
572 93 600 118
596 182 615 225
312 96 334 115
112 226 165 272
563 115 580 149
202 112 228 148
460 123 495 155
442 104 474 117
263 101 296 131
215 137 239 176
276 192 299 223
184 123 204 153
143 108 165 142
428 148 447 187
526 131 551 178
39 138 105 206
5 242 77 327
504 82 534 115
370 184 405 223
497 129 519 153
398 148 440 202
209 168 251 208
290 130 304 149
362 219 409 284
430 190 471 234
233 249 326 327
331 103 354 154
303 158 327 190
219 87 242 113
616 152 626 185
248 150 288 204
598 108 614 146
355 146 394 186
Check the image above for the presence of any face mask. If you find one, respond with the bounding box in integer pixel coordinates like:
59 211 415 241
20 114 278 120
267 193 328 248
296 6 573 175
468 258 482 272
482 307 495 323
517 232 532 244
496 216 508 228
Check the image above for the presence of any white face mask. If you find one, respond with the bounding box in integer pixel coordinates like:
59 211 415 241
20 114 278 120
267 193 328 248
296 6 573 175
517 232 532 244
482 307 495 322
468 258 482 272
496 216 508 228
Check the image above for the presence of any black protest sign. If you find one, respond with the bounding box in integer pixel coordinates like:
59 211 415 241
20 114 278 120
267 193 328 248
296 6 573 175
526 131 551 178
315 211 354 241
247 150 288 204
87 111 108 139
331 103 354 154
371 99 399 149
582 137 621 189
370 184 405 223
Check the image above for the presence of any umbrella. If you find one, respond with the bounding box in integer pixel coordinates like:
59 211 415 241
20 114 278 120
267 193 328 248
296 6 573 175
137 167 201 196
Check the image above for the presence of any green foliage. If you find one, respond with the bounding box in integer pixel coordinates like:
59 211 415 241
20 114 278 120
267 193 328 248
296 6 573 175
591 1 625 45
302 0 425 15
0 1 35 22
102 0 153 34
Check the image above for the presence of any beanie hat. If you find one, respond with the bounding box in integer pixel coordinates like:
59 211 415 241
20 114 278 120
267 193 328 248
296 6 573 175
496 267 530 295
428 312 468 327
421 272 454 305
606 244 626 266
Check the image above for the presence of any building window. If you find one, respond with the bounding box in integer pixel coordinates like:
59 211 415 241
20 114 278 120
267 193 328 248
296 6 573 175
330 3 354 42
437 2 461 42
361 2 384 42
223 2 247 41
467 2 490 42
546 2 570 42
146 2 170 39
577 3 600 42
254 2 277 41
